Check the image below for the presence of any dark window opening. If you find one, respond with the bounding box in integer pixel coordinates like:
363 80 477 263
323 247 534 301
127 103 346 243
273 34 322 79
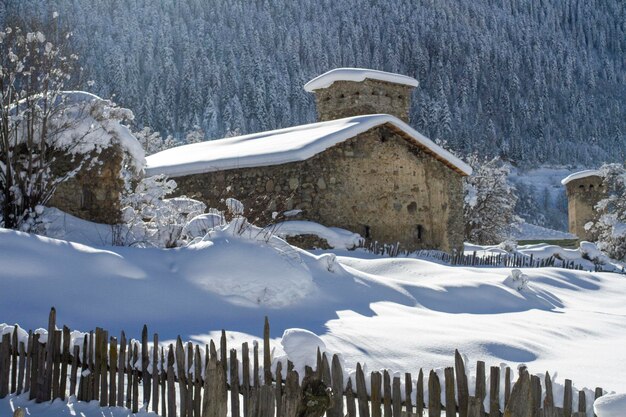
339 94 345 99
81 187 95 210
579 184 585 189
589 184 594 190
354 91 360 96
364 225 371 239
416 224 424 241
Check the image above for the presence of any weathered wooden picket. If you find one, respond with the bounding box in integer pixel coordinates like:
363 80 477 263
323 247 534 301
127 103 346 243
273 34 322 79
0 309 605 417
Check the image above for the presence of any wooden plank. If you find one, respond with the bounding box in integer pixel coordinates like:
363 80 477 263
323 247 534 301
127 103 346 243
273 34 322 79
578 390 586 414
202 353 227 417
0 332 10 398
544 372 554 408
44 308 56 401
563 379 572 417
489 366 500 417
87 331 94 402
321 353 331 388
194 346 202 417
444 367 455 417
186 342 193 417
17 341 26 395
231 349 241 417
109 336 117 407
275 361 284 417
100 330 108 407
242 342 251 417
330 354 344 417
11 326 18 394
392 376 402 417
24 331 33 394
142 325 151 408
175 337 187 417
345 378 357 417
69 345 79 397
416 369 424 417
371 371 382 417
428 370 441 417
531 375 542 417
455 351 469 417
161 347 167 416
383 370 392 417
52 329 62 400
167 345 177 417
504 367 511 409
356 363 370 417
93 328 101 403
35 336 45 403
263 317 271 385
117 331 126 407
258 385 275 417
475 361 486 410
220 330 227 379
283 369 300 417
253 342 260 388
132 343 139 413
60 326 70 400
152 333 160 414
405 373 413 417
78 336 87 401
467 397 482 417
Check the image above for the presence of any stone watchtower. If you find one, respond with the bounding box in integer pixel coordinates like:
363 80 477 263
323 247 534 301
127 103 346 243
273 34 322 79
561 170 606 241
304 68 419 122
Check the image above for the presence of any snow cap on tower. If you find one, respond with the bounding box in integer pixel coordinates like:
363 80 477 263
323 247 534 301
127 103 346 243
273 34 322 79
304 68 418 123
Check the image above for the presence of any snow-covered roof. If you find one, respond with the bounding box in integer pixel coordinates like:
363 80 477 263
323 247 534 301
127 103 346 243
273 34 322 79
145 114 472 178
304 68 419 92
561 169 602 185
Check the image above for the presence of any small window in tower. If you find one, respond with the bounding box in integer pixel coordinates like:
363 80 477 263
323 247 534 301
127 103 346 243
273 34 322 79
416 224 424 241
364 225 371 239
354 91 360 96
579 184 585 189
81 186 95 210
339 94 345 99
589 184 594 190
398 95 403 99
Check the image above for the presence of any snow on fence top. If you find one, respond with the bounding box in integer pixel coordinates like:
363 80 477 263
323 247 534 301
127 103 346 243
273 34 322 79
561 169 602 185
303 68 419 92
145 114 472 177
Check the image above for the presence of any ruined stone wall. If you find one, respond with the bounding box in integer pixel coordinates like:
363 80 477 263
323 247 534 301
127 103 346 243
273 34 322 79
172 125 465 253
313 79 414 123
565 176 606 241
48 147 125 224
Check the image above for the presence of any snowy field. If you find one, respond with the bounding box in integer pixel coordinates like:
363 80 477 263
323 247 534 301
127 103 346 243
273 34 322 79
1 221 625 415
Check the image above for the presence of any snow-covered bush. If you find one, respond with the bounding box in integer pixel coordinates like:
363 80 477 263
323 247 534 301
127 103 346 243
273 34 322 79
464 156 520 244
121 175 206 247
586 164 626 261
133 126 179 155
503 269 529 292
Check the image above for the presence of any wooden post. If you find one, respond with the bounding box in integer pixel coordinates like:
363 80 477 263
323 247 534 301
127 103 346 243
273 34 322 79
44 308 56 401
383 370 392 417
531 375 541 417
371 372 382 417
444 367 455 417
416 369 424 417
405 373 413 417
594 388 603 417
544 372 554 408
87 331 94 402
563 379 572 417
489 366 500 417
117 331 126 407
330 354 344 417
167 345 177 417
93 328 101 403
132 343 139 413
100 330 108 407
186 342 193 417
253 342 260 388
142 325 151 408
428 370 441 417
356 363 370 417
392 376 402 417
345 379 357 417
152 333 160 414
125 340 132 409
17 341 26 395
504 367 511 409
242 342 251 417
109 336 117 407
69 345 79 397
161 347 167 416
78 336 87 401
231 349 241 417
220 330 227 379
24 331 33 394
60 326 70 400
52 329 62 400
455 351 469 417
263 317 272 385
0 332 10 398
475 361 486 412
11 326 18 394
175 337 187 417
578 390 586 414
202 353 227 417
194 345 202 417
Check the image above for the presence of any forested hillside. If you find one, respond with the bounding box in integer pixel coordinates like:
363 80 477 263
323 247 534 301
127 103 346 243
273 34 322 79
2 0 624 167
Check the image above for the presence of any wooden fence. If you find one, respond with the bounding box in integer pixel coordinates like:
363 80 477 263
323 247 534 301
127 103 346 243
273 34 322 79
360 241 624 274
0 309 606 417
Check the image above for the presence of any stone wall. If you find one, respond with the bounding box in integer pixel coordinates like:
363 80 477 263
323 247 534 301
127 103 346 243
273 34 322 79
312 79 414 123
171 125 465 253
565 175 606 241
48 147 125 224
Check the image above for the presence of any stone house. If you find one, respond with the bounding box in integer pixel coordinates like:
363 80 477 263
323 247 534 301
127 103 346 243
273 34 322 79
146 68 472 253
561 170 606 241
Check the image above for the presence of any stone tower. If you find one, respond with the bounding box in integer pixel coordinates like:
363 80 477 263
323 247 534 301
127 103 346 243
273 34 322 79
304 68 419 123
562 170 606 241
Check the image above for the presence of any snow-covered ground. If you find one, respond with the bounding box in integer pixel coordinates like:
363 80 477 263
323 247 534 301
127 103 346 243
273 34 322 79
1 222 626 405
